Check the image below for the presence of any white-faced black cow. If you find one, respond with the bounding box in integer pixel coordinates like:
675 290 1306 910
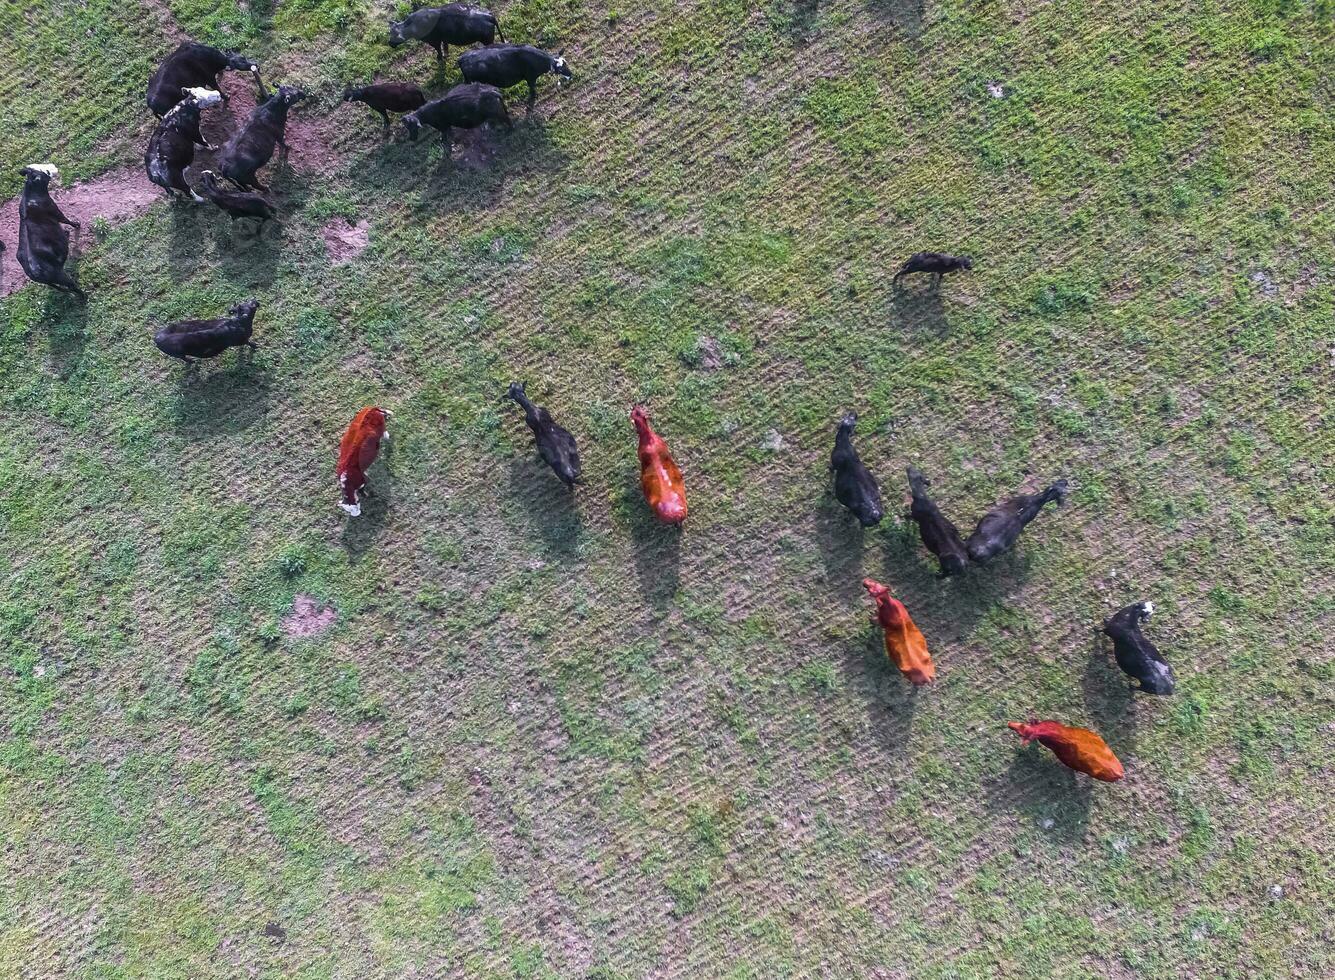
388 5 504 61
342 82 427 137
504 382 582 488
830 414 883 527
964 478 1068 563
145 88 222 202
217 85 309 192
153 299 260 366
892 251 974 289
1103 602 1175 695
198 171 277 225
146 42 260 118
16 165 85 301
906 466 969 577
402 83 511 155
458 44 571 108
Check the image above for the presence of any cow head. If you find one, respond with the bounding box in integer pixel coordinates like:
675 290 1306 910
230 298 260 322
275 85 309 108
341 86 363 103
225 51 258 72
387 18 410 47
402 113 422 141
551 50 573 81
1138 601 1155 620
838 412 857 433
21 163 59 187
958 255 975 271
182 86 223 108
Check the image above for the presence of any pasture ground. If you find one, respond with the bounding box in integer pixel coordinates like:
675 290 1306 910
1 0 1333 976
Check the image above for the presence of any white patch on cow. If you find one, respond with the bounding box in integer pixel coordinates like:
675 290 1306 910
27 163 59 180
186 87 222 107
339 500 361 517
250 65 260 73
1142 601 1155 617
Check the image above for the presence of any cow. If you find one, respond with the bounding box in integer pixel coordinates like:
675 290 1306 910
965 478 1068 563
153 299 259 365
341 82 427 136
458 44 571 108
402 83 510 156
892 251 974 289
144 88 222 202
1102 601 1175 695
830 413 882 527
906 467 968 577
503 382 581 488
16 165 85 301
217 85 309 192
863 579 935 686
198 171 277 224
388 5 504 61
631 406 687 525
1007 720 1124 782
336 407 391 517
146 41 260 118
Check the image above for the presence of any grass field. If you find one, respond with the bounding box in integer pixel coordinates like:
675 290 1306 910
1 0 1333 976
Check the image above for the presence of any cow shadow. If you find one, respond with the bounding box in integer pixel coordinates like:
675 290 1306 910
39 290 89 379
341 466 392 560
626 479 683 611
784 0 822 45
167 201 208 282
1082 630 1138 755
507 456 583 560
340 114 566 208
814 493 866 602
889 285 949 337
985 746 1094 845
866 0 926 39
879 522 1028 644
170 356 271 438
841 631 920 753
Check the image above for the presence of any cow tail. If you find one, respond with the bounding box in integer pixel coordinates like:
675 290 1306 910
493 16 506 42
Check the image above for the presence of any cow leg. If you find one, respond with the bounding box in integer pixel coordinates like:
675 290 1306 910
442 128 453 159
378 109 390 137
527 80 537 111
216 74 229 104
53 205 79 230
433 41 445 61
52 274 86 302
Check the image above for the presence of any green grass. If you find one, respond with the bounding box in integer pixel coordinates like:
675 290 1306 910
2 0 1334 976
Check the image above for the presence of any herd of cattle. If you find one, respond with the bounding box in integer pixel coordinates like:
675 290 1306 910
6 6 1173 788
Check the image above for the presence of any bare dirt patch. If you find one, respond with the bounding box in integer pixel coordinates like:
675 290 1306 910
282 594 337 638
321 218 370 264
1 168 163 297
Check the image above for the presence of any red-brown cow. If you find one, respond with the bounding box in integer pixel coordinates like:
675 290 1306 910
1007 720 1124 782
336 407 390 517
631 406 687 525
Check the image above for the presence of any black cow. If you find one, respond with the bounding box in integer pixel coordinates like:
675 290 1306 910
154 299 260 365
198 171 277 224
1103 602 1175 695
402 83 511 154
342 82 427 136
146 41 260 118
388 5 504 61
892 251 974 289
504 382 582 488
16 165 85 301
965 478 1068 563
906 466 969 577
144 89 221 202
829 414 882 527
217 86 309 192
458 45 571 108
